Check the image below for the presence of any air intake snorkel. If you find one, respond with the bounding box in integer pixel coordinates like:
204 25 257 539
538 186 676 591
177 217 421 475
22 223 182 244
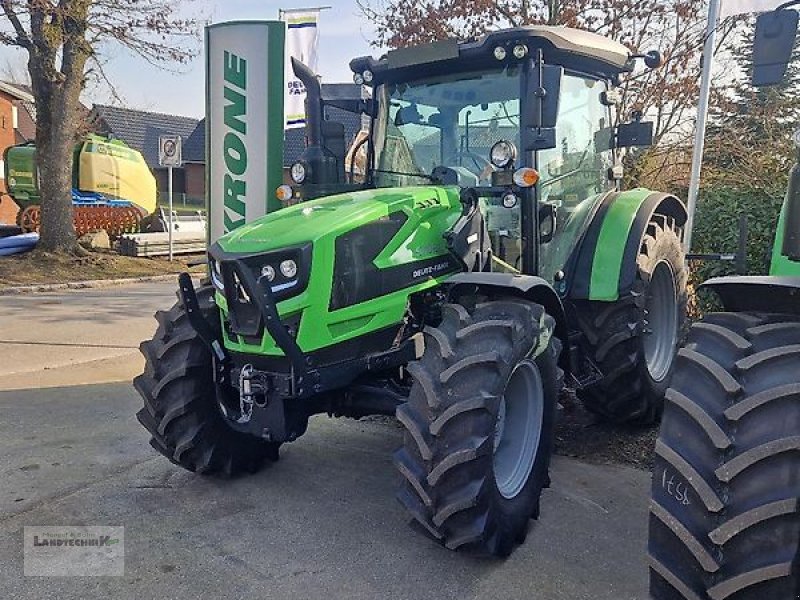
291 57 339 186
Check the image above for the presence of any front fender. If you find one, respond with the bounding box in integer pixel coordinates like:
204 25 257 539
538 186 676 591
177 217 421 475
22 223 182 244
443 272 570 374
570 189 687 301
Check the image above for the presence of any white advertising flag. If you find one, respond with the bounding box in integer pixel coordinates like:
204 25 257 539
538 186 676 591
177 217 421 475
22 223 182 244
720 0 785 18
281 9 321 130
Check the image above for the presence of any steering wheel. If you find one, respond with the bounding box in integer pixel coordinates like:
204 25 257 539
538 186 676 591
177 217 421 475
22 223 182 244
447 151 494 181
450 151 491 171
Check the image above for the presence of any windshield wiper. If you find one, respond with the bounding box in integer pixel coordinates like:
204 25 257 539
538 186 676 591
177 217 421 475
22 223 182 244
372 168 436 182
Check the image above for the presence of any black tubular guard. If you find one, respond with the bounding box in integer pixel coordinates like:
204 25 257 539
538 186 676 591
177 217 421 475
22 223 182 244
234 265 309 377
177 272 228 363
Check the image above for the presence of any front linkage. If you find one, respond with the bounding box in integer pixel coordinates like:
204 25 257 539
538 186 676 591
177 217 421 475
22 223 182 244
177 271 417 444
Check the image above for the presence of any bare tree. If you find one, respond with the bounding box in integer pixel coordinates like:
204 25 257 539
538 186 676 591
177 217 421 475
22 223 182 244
0 0 201 252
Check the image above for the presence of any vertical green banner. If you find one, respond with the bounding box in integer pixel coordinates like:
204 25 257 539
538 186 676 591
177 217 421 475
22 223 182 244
206 21 285 244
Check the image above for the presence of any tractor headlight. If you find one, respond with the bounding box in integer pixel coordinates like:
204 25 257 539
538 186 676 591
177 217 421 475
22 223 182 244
493 46 507 60
490 140 517 169
513 44 528 59
208 242 312 307
502 192 519 209
362 70 374 83
290 161 307 184
261 264 276 282
353 72 365 85
280 259 298 279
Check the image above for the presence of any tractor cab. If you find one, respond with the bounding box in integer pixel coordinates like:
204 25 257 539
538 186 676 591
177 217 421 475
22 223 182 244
287 26 656 286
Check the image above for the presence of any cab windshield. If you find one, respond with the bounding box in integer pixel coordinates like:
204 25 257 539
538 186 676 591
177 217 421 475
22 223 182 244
372 66 521 188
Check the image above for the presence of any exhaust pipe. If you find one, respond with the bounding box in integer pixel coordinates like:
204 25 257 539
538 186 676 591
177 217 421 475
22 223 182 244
290 57 339 186
291 57 323 147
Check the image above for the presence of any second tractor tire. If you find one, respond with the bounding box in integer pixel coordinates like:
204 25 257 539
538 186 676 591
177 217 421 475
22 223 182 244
575 216 687 424
395 298 560 557
649 312 800 600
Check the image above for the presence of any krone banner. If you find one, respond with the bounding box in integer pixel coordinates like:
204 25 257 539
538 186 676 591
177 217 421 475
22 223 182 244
280 9 321 130
206 22 285 244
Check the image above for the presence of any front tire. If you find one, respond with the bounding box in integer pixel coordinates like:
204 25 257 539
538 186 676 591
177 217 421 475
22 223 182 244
576 216 687 424
134 288 279 477
649 312 800 599
395 298 560 556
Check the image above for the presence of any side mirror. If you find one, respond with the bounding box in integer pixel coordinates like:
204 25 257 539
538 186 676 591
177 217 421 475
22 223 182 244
522 63 562 151
616 112 654 148
752 9 798 87
524 64 562 130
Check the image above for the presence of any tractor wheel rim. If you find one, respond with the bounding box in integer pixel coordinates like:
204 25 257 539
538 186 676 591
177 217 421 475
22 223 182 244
643 260 678 383
493 360 544 500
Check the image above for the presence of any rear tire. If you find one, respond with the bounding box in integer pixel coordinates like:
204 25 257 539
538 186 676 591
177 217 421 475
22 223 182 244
134 288 279 477
395 298 560 556
576 217 687 424
648 312 800 599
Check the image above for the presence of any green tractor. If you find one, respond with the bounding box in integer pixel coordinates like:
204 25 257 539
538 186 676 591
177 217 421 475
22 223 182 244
136 26 687 556
648 7 800 599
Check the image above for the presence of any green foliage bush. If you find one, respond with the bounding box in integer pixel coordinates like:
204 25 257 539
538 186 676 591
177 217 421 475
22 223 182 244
690 185 785 283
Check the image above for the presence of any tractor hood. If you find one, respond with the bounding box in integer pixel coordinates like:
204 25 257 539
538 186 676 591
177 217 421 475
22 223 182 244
216 185 461 255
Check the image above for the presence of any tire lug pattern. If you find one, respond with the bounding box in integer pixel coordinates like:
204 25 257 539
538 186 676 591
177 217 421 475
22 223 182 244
649 312 800 599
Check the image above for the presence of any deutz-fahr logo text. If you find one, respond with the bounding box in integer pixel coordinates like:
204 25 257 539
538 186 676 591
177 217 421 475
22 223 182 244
223 51 248 233
413 261 451 279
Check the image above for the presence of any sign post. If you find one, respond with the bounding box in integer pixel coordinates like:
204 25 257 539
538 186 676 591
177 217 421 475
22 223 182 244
158 134 183 261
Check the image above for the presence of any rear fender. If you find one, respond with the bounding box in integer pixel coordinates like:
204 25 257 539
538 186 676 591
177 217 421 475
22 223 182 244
570 189 687 301
700 276 800 315
444 272 570 374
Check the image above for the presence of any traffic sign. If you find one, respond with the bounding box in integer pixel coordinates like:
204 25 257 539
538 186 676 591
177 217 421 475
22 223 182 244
159 135 182 167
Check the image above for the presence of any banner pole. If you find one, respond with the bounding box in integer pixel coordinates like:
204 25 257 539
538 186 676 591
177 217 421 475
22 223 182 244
684 0 722 253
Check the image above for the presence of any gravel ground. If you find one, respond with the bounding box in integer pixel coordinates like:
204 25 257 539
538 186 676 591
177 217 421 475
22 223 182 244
554 391 658 470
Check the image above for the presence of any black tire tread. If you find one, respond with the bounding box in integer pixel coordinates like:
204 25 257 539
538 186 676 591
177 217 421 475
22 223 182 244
649 312 800 600
575 219 688 424
135 289 278 477
395 298 559 556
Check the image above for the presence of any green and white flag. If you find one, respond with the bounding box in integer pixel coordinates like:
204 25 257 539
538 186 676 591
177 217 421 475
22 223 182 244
280 8 321 130
721 0 785 18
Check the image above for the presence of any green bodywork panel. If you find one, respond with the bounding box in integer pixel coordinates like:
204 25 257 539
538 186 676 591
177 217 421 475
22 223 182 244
770 201 800 276
216 186 464 356
589 188 655 301
4 144 38 208
4 135 143 210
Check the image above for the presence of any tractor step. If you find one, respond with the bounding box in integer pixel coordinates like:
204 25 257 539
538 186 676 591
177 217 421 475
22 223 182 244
567 332 604 390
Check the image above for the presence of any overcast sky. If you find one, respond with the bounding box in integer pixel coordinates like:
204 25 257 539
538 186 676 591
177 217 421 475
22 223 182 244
0 0 381 118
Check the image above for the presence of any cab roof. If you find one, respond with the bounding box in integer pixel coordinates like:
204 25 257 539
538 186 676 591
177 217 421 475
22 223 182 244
350 26 634 85
517 26 631 70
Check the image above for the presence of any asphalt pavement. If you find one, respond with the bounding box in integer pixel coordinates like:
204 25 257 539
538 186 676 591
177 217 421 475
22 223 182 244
0 281 651 599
